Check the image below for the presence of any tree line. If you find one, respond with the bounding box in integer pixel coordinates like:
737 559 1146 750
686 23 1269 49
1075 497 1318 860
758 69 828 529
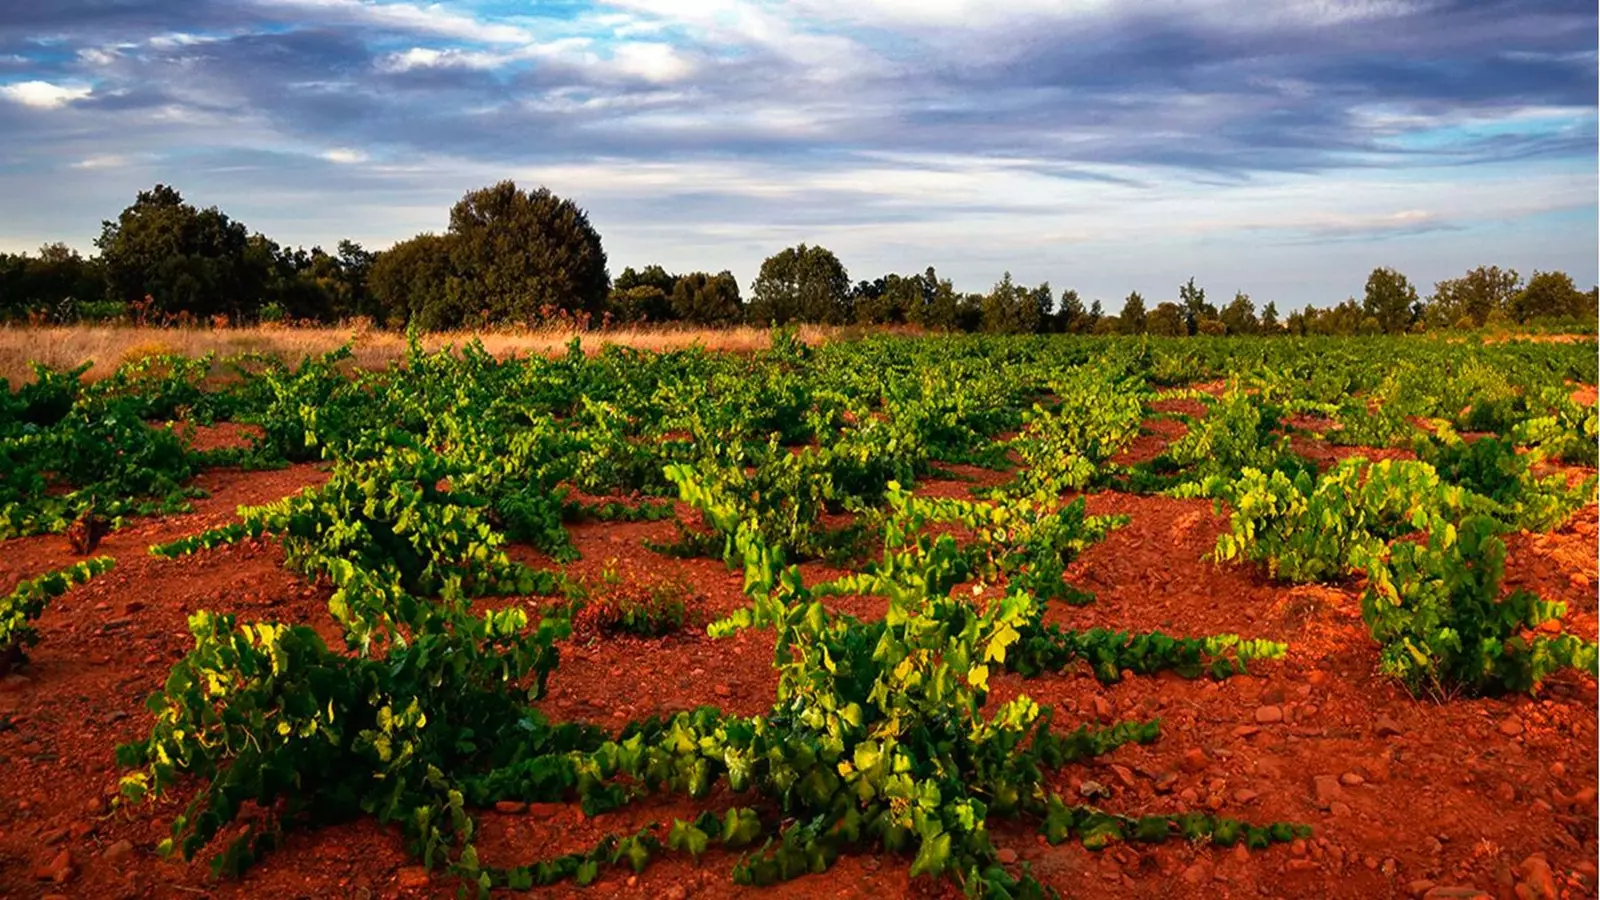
2 180 1594 334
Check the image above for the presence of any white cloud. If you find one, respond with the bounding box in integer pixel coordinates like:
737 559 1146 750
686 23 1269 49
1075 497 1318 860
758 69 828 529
0 81 92 108
70 154 131 169
322 148 369 164
611 42 693 83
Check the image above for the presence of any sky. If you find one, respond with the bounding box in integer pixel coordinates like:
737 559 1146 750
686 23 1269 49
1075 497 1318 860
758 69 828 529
0 0 1595 310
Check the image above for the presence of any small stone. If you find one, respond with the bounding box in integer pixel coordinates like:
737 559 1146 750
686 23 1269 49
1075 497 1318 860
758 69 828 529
1498 717 1523 737
1409 880 1437 898
1375 716 1403 737
1109 764 1138 789
527 803 563 819
102 840 134 863
1182 862 1211 885
1254 706 1283 724
1493 783 1516 804
1286 858 1318 872
996 848 1019 864
35 849 72 883
608 667 623 678
1233 789 1259 804
1312 775 1345 809
1079 780 1110 799
1517 855 1557 900
1153 772 1178 793
1339 772 1365 786
1423 888 1491 900
1549 762 1565 778
1093 696 1112 720
1181 748 1209 772
1232 725 1260 738
396 866 430 889
713 684 732 698
67 821 94 840
1329 801 1352 817
494 801 528 814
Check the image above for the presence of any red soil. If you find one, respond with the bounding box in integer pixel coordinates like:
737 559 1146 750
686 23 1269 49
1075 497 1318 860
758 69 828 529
0 442 1595 900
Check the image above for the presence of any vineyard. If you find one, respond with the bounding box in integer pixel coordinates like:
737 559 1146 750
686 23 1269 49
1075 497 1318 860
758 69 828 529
0 331 1595 899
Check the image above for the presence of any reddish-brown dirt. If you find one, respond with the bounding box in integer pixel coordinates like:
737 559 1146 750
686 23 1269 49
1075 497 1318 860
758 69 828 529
0 418 1595 900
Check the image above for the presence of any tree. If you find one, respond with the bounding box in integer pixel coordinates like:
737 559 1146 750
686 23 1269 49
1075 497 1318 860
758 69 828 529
1086 299 1104 333
1219 291 1258 335
980 273 1044 334
0 243 104 321
1119 291 1147 334
1509 270 1587 324
1426 265 1521 329
1146 302 1186 336
368 233 455 329
96 184 266 319
670 271 743 325
850 276 894 324
905 267 959 331
1260 301 1280 333
444 180 609 325
1054 289 1086 333
1362 267 1418 334
747 244 849 325
1178 277 1215 335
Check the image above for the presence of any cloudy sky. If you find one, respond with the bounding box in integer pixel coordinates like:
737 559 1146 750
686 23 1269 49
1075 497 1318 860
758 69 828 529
0 0 1594 308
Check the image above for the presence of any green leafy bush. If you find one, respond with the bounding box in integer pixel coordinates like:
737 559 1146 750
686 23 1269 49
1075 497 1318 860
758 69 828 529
1360 515 1597 696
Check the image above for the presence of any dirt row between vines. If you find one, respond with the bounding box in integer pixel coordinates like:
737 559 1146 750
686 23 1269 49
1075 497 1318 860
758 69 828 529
0 419 1594 900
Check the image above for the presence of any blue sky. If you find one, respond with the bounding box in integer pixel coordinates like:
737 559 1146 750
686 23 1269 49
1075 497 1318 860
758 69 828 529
0 0 1594 309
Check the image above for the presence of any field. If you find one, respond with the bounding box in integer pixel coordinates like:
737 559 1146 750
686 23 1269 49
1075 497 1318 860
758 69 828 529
0 331 1596 900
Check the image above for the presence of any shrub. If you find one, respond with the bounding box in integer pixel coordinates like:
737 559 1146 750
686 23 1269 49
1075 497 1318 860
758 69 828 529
1361 515 1597 696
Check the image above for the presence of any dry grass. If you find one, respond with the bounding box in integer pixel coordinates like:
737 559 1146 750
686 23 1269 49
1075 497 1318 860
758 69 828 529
0 322 906 385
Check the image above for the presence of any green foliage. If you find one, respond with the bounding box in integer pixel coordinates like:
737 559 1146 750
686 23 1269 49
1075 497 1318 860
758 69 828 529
0 557 115 671
747 244 850 325
1210 458 1468 584
1361 516 1597 696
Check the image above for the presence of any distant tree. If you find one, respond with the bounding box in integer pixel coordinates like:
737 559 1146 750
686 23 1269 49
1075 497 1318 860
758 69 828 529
1362 267 1418 334
980 273 1044 334
444 180 609 325
1259 301 1280 333
850 276 895 324
1029 282 1054 330
608 286 672 324
369 233 455 329
1086 299 1104 333
1426 265 1521 329
1092 316 1120 335
1314 298 1367 336
1146 302 1186 336
1509 270 1587 324
1119 291 1147 334
0 243 105 320
1054 288 1086 333
96 184 265 319
897 267 961 331
1178 277 1215 335
747 244 850 325
954 292 984 332
334 240 377 320
670 271 743 325
610 265 682 324
1219 291 1258 335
